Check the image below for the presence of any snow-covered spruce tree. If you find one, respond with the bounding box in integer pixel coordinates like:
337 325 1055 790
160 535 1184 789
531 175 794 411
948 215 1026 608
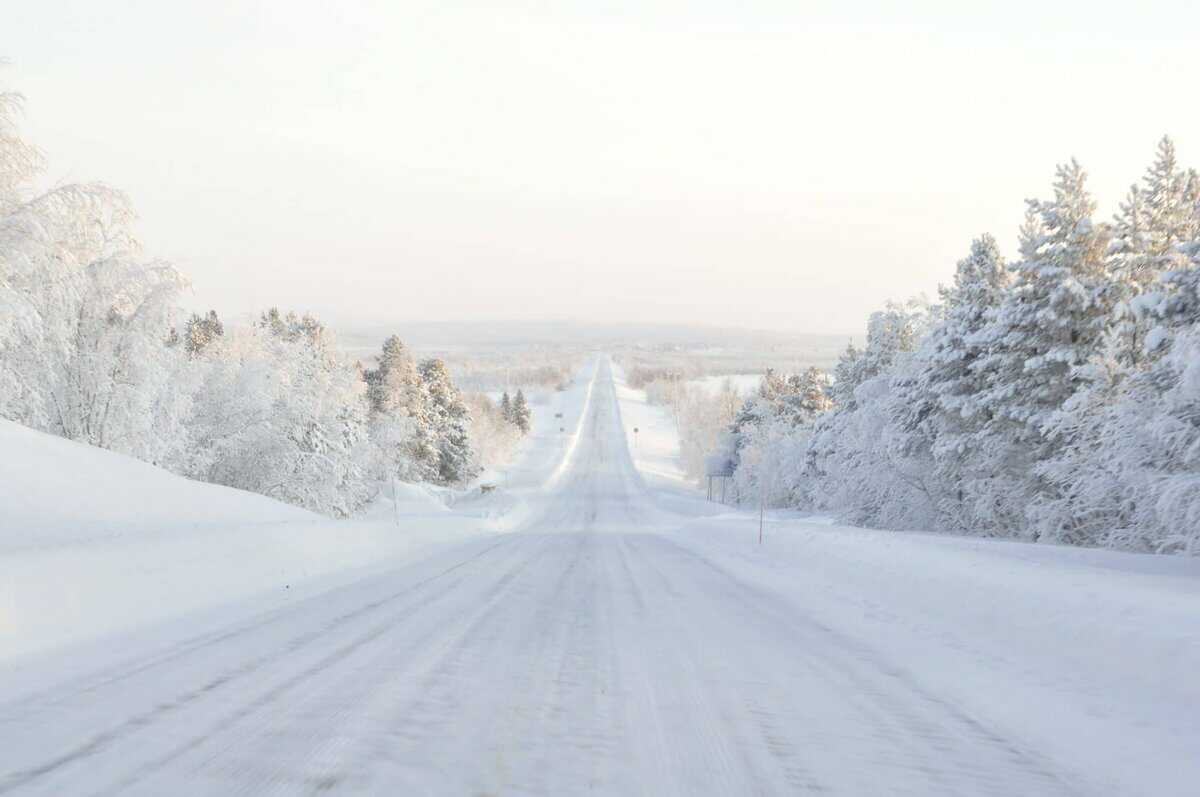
418 358 479 485
511 389 532 435
363 335 438 483
0 83 189 464
888 235 1011 533
969 162 1116 541
499 391 513 424
1109 137 1200 367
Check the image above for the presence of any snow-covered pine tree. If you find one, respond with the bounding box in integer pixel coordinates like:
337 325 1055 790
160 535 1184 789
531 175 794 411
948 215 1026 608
363 335 439 483
1152 241 1200 339
890 235 1011 532
1109 137 1200 366
970 162 1115 537
777 367 833 425
829 343 863 410
980 164 1114 434
1039 156 1200 551
183 310 224 356
419 358 479 485
512 389 532 434
499 391 513 424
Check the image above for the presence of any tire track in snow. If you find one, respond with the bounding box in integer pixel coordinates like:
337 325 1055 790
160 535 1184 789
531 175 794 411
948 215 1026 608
633 534 1092 796
0 535 524 796
95 534 556 797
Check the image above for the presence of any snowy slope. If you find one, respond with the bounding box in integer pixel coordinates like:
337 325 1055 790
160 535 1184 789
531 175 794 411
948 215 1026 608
0 367 592 662
0 418 313 552
0 419 465 661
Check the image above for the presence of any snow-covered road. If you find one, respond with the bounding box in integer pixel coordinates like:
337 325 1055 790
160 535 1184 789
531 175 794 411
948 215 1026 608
1 361 1195 795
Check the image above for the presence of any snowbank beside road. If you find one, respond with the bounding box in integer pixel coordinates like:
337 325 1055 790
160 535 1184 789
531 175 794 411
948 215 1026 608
669 516 1200 797
0 363 596 663
0 419 483 661
0 419 313 553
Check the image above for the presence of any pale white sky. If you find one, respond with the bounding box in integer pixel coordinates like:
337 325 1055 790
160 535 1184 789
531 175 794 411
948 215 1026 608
7 1 1199 334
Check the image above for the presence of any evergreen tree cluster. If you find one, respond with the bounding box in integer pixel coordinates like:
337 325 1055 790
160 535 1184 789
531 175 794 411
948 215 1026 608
728 137 1200 554
499 389 532 435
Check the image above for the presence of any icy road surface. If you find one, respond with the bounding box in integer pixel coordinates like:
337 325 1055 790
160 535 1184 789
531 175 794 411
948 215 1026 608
1 361 1192 796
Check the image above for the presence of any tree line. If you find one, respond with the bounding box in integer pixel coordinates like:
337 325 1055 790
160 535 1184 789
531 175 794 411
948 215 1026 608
722 137 1200 555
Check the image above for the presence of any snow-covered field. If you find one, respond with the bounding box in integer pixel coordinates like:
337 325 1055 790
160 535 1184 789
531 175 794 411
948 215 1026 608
2 357 1197 795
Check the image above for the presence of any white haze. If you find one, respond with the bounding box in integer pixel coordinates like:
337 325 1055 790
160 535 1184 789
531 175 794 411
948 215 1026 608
7 0 1199 333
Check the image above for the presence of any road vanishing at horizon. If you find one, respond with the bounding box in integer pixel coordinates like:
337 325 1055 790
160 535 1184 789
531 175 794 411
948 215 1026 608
0 363 1110 795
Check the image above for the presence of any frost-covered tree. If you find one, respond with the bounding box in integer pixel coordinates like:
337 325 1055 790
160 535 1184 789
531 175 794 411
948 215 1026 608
184 316 373 517
499 391 513 423
511 389 532 435
1034 320 1200 553
778 367 833 424
888 235 1011 532
181 310 224 356
964 163 1115 533
465 392 522 471
1109 137 1200 366
1148 243 1200 344
715 144 1200 553
0 87 41 213
829 343 862 409
801 300 938 527
978 163 1114 429
0 81 188 462
1111 137 1199 289
419 358 478 485
363 335 438 482
1034 146 1200 549
728 364 837 508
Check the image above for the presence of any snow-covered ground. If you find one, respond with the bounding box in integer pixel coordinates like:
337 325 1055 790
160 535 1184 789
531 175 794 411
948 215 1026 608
0 367 593 662
609 364 690 490
614 359 1200 797
2 357 1198 795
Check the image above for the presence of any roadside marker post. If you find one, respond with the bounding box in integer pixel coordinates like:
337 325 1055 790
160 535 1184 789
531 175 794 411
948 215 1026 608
759 486 765 545
392 475 401 528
